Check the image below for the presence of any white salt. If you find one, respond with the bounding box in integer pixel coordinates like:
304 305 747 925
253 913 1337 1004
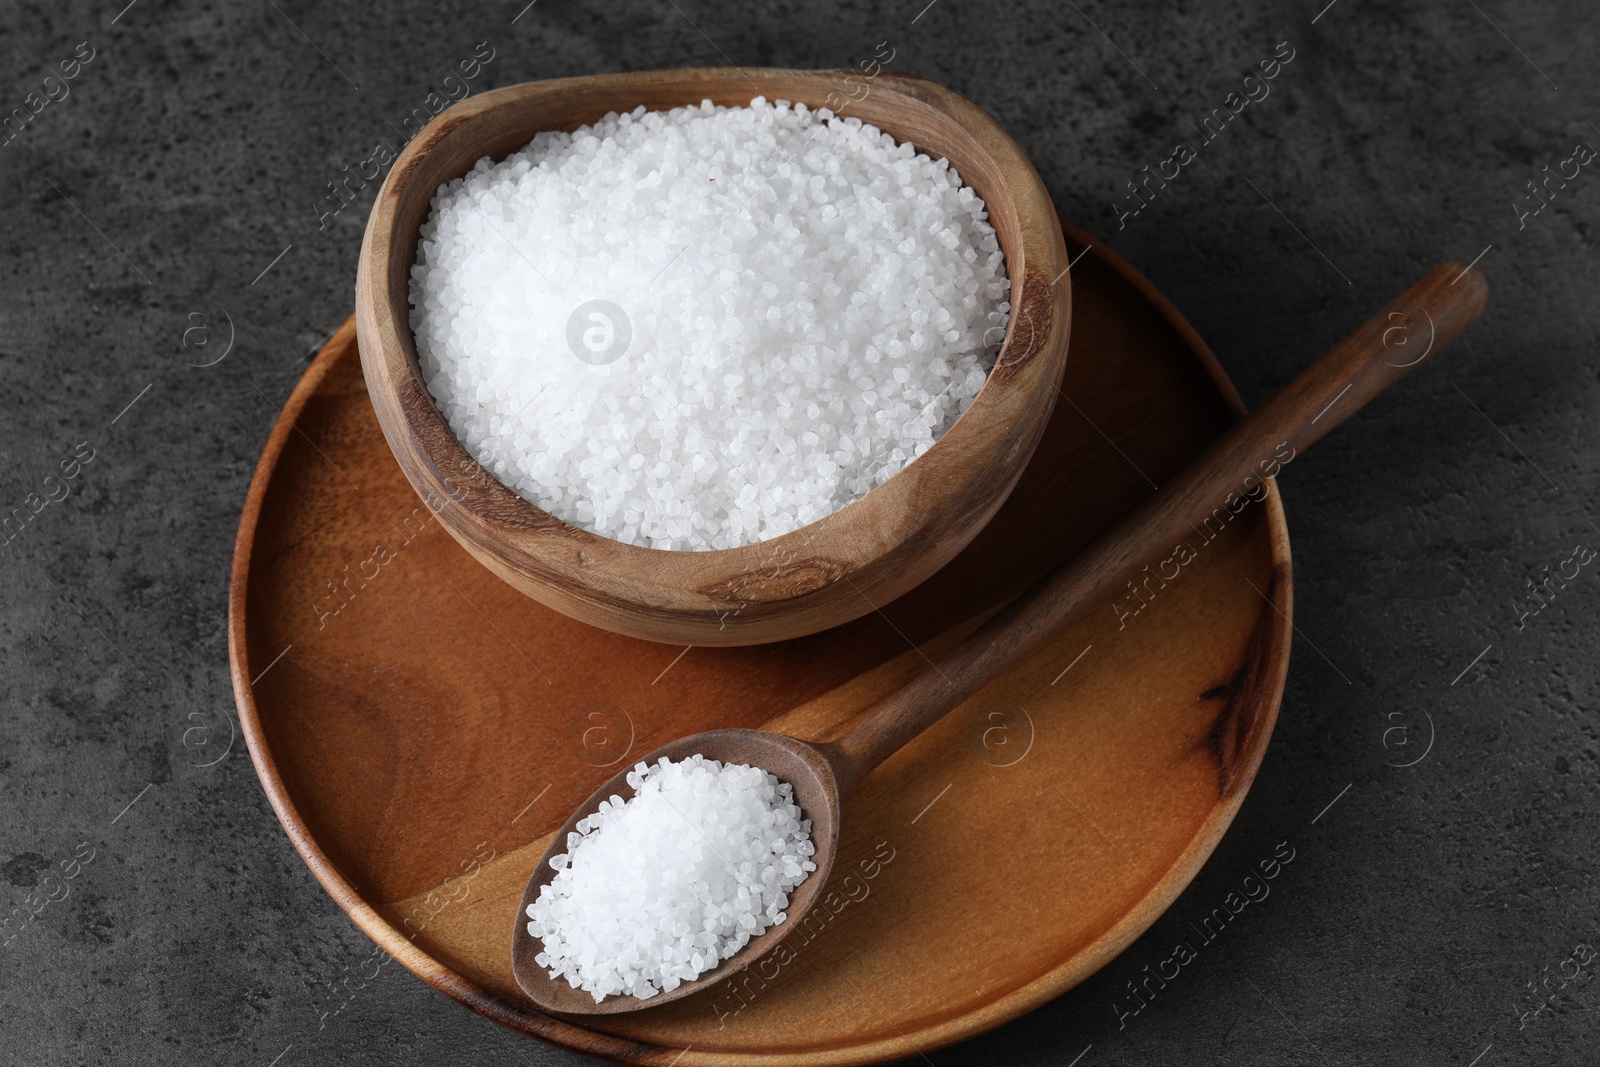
524 754 816 1002
410 96 1010 550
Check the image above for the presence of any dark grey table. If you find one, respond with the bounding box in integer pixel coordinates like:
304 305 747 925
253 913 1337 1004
2 1 1595 1063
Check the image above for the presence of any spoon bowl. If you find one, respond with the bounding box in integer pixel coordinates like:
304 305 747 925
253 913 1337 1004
510 729 847 1015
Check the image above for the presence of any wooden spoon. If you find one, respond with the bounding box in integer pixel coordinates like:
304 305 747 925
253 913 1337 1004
511 262 1489 1015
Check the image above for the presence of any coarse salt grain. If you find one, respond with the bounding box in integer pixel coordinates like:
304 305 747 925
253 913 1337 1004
524 755 816 1002
411 97 1010 550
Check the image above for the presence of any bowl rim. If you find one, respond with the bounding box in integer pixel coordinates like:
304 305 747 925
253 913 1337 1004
355 67 1070 640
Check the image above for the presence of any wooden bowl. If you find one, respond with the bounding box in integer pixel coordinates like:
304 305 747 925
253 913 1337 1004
355 68 1071 647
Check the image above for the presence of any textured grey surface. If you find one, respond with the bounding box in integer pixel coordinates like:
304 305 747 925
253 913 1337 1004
1 0 1596 1064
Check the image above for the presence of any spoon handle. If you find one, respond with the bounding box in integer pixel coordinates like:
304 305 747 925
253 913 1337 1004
824 262 1489 790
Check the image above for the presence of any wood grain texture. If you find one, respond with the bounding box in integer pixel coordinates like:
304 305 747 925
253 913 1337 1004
231 222 1291 1065
354 68 1072 646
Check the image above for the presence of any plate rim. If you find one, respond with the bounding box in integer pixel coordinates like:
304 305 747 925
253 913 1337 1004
228 217 1293 1065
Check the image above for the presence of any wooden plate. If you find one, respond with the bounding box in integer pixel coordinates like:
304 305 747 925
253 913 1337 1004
229 219 1292 1065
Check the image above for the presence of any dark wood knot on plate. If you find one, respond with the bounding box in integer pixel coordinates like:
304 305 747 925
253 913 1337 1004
1203 559 1289 798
